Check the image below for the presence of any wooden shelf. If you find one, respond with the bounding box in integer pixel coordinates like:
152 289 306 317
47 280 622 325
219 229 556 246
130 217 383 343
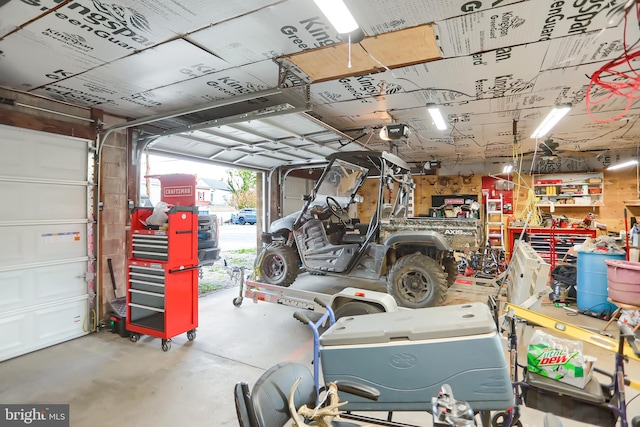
624 200 640 217
534 172 603 208
537 204 603 208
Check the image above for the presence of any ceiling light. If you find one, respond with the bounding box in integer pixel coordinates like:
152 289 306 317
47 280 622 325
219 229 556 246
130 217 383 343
530 104 571 139
502 164 513 174
313 0 359 33
427 104 447 130
607 159 638 170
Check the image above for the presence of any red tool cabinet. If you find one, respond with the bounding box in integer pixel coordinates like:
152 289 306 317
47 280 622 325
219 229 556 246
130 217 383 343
126 206 198 351
507 227 596 266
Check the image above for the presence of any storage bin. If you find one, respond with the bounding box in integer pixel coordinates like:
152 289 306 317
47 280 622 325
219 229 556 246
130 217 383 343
577 251 625 313
606 259 640 305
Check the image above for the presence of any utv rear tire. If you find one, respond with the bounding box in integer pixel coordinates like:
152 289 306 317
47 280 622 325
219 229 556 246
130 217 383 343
256 244 298 287
443 256 458 287
387 253 447 308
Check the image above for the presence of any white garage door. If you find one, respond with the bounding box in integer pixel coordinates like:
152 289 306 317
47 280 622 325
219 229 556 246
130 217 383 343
0 124 94 362
283 176 310 216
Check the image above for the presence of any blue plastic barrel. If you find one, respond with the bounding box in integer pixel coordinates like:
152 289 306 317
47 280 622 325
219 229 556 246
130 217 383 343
577 251 625 313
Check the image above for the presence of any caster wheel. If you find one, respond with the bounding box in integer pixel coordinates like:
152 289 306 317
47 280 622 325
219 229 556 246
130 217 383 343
161 339 171 352
187 330 196 341
632 415 640 427
233 297 243 307
129 333 140 343
491 412 522 427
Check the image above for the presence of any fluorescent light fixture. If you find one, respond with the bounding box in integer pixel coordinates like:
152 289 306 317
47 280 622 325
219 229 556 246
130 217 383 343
427 104 447 130
607 159 638 170
502 164 513 174
530 104 571 139
313 0 359 33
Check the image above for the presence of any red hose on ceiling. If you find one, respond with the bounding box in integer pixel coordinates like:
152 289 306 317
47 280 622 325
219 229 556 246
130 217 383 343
586 2 640 123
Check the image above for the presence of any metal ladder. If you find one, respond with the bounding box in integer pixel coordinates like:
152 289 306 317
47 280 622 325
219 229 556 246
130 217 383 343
486 194 505 249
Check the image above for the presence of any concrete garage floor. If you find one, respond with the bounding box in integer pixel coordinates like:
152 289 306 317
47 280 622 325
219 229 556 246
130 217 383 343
1 273 640 427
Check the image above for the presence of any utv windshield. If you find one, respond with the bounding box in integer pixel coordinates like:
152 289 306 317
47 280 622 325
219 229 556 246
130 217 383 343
316 159 367 201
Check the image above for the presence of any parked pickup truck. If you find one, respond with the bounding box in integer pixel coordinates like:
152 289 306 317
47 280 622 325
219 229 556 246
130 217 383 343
197 213 220 267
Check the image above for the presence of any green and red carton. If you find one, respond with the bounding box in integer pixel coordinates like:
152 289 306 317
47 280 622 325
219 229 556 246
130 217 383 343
527 330 595 389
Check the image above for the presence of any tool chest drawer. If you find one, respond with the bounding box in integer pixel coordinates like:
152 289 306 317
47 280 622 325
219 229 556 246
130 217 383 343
131 233 169 261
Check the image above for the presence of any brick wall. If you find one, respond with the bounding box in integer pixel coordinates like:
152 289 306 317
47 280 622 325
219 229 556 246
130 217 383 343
99 117 129 318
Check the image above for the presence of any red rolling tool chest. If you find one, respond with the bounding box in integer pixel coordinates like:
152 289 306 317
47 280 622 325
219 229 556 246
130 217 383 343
126 174 199 351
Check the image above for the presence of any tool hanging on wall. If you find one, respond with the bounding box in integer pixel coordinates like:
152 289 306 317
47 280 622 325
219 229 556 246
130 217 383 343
107 258 126 318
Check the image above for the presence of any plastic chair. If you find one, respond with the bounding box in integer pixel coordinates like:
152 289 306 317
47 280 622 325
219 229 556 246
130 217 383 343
603 297 640 333
234 361 362 427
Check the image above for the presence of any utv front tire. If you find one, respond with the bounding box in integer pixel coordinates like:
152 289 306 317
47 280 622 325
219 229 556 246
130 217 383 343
256 244 298 287
387 253 447 308
443 256 458 287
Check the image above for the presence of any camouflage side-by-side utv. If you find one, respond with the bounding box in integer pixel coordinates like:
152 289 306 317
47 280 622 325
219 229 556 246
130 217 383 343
256 151 482 310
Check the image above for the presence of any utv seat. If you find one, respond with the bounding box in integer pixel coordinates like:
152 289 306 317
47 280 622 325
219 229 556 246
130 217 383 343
297 219 359 272
235 361 363 427
340 220 368 244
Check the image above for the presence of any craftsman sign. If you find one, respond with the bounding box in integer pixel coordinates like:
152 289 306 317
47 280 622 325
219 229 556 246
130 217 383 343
163 186 193 198
444 198 465 205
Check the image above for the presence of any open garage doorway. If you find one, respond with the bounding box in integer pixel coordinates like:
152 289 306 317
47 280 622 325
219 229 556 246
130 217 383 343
139 154 259 295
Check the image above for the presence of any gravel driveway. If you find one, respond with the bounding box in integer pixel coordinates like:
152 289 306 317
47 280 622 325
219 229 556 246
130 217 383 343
198 249 257 295
198 223 259 295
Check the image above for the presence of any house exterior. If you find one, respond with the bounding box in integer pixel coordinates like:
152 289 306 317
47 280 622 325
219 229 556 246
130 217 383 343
199 178 232 207
141 176 234 219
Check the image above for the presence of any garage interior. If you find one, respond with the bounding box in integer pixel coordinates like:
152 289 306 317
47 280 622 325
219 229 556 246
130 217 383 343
3 0 640 426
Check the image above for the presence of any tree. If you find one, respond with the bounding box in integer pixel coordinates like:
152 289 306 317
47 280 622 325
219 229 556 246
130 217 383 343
226 169 257 209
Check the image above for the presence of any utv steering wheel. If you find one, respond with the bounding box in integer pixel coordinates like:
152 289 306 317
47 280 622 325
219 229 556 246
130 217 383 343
326 196 351 224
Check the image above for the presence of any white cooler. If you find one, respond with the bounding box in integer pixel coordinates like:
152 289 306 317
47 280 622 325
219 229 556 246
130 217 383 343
320 302 513 411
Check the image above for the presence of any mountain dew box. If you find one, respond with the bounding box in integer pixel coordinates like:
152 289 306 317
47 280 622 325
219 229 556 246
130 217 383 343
527 329 595 389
